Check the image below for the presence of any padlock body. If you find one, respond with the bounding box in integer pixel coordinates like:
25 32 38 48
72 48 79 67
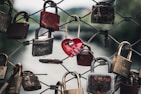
120 84 139 94
77 50 93 66
87 73 114 94
64 88 84 94
40 11 60 31
0 66 7 79
22 75 41 91
7 23 29 39
112 55 131 78
6 76 22 94
32 38 53 56
91 2 114 24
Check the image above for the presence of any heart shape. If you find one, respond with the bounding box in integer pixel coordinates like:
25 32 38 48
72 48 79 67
61 38 83 57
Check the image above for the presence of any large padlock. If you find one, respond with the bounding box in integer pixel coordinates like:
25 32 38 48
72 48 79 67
76 44 94 66
40 0 60 31
0 53 8 79
87 57 115 94
0 0 13 32
120 70 140 94
61 71 84 94
22 71 41 91
6 63 23 94
91 1 115 24
7 11 29 39
112 41 132 78
32 27 54 56
61 15 83 57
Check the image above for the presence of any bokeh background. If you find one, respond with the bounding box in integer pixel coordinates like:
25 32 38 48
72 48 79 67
0 0 141 94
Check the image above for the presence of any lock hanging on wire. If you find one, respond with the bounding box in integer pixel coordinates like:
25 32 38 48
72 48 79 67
6 63 23 94
112 41 132 78
0 53 8 79
87 57 115 94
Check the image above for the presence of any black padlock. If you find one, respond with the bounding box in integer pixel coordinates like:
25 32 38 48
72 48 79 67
22 71 41 91
91 1 115 24
6 63 22 94
32 27 54 56
0 53 8 79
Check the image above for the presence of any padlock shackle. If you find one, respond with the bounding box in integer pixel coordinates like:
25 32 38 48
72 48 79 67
62 71 81 94
16 63 22 76
90 57 111 73
43 0 58 14
64 15 81 38
0 53 8 66
13 11 29 23
35 27 51 39
117 41 132 61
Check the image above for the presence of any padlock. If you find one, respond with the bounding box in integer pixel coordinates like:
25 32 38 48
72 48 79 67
91 1 115 24
32 27 54 56
87 57 115 94
76 44 94 66
6 63 23 94
22 71 41 91
0 0 13 32
40 0 60 31
120 71 140 94
0 53 8 79
7 11 29 39
61 15 83 57
112 41 132 78
61 71 84 94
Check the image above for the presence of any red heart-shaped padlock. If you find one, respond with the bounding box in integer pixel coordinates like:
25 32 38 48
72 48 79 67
61 38 83 57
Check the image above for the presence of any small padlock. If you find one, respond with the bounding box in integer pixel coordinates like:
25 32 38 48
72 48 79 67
32 27 54 56
40 0 60 31
76 44 94 66
0 53 8 79
7 11 29 39
87 57 115 94
112 41 132 78
6 63 22 94
0 0 13 32
91 1 115 24
61 15 83 57
61 71 84 94
22 71 41 91
120 71 140 94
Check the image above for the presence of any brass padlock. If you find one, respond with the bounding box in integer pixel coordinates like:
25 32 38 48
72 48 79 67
6 63 23 94
87 57 115 94
32 27 54 56
112 41 132 78
0 53 8 79
61 71 84 94
22 71 41 91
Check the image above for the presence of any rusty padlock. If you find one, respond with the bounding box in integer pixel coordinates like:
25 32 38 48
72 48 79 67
0 53 8 79
112 41 132 78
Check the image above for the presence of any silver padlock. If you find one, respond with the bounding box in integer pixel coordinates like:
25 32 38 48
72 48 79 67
0 53 8 79
87 57 115 94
